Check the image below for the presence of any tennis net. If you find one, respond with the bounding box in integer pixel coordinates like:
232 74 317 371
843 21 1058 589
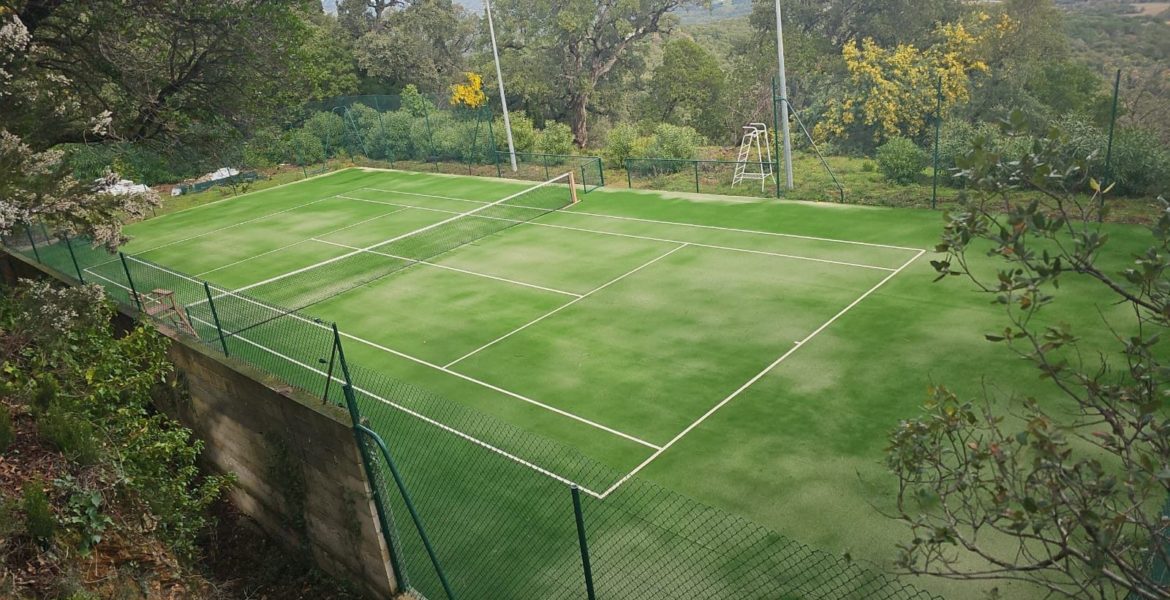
195 172 579 340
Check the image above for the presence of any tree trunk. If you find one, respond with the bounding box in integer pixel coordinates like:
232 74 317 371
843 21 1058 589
569 93 588 148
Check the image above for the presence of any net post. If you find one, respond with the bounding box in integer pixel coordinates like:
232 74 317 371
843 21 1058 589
63 233 85 283
25 226 41 263
203 281 230 357
571 486 597 600
119 252 143 311
569 171 579 204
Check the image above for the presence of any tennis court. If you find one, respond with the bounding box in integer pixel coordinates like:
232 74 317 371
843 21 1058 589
86 168 922 497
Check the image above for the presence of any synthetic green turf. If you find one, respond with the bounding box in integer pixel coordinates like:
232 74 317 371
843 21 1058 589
110 168 1152 599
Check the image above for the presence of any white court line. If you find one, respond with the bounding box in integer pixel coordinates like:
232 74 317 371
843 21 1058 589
444 244 688 368
182 312 604 498
228 174 573 297
133 195 342 257
196 208 407 277
310 238 583 298
360 186 923 253
175 280 659 450
596 248 927 499
340 195 895 272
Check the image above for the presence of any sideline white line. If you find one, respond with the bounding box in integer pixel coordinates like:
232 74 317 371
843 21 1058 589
444 244 688 368
597 247 927 499
196 208 408 277
360 186 923 253
183 313 605 498
341 195 895 272
310 238 583 298
229 175 572 296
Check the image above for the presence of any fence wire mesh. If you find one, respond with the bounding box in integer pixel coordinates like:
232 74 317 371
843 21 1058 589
4 223 943 600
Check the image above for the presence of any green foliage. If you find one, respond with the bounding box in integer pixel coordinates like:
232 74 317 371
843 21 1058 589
55 476 112 555
22 479 54 547
647 123 703 161
0 281 230 560
876 137 928 184
603 124 642 169
286 130 327 165
37 405 100 466
401 84 434 118
534 122 575 158
302 112 347 155
1110 127 1170 197
645 39 727 140
0 405 12 453
495 111 537 154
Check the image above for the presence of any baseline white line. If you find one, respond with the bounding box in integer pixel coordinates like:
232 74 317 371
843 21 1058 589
229 174 572 296
597 247 927 499
340 195 894 272
175 282 659 450
444 244 688 368
310 238 583 298
184 313 604 498
195 207 408 277
360 186 923 253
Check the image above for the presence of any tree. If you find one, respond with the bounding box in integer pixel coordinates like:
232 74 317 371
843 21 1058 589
768 0 966 48
814 16 1000 148
490 0 702 147
644 38 727 141
3 1 316 149
887 113 1170 599
0 12 157 249
354 0 476 94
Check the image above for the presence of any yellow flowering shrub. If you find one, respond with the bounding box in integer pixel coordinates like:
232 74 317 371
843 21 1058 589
815 14 1010 147
450 72 487 109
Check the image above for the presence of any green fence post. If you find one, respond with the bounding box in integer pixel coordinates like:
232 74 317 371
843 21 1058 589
625 160 632 188
543 154 550 181
63 233 85 283
332 325 411 593
321 330 338 404
119 253 143 311
598 158 605 188
203 282 230 356
24 227 41 263
694 161 700 193
571 486 597 600
1102 68 1121 223
932 75 942 210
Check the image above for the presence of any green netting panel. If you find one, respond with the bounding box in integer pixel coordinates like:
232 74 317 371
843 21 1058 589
213 174 576 321
626 158 779 199
495 152 604 193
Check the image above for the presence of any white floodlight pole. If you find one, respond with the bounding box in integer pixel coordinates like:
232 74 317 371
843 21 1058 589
774 0 794 189
485 0 518 172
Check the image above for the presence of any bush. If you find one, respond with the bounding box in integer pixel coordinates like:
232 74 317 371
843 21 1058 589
38 405 100 466
494 111 536 154
22 479 55 546
244 127 285 167
285 130 326 165
0 405 12 453
876 137 928 185
603 123 641 169
647 123 703 160
1110 128 1170 197
302 112 347 156
535 122 575 159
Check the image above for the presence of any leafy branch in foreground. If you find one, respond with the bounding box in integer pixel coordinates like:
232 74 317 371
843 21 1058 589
887 112 1170 599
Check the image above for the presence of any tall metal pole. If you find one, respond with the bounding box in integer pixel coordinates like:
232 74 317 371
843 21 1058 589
774 0 794 190
485 0 518 172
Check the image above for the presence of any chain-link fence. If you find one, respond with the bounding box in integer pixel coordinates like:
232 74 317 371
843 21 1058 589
4 219 944 600
494 152 604 192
